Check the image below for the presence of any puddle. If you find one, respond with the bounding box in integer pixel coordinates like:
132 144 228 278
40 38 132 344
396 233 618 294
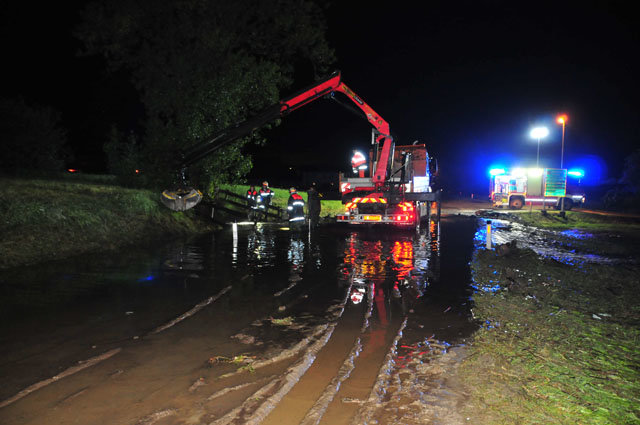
474 218 635 265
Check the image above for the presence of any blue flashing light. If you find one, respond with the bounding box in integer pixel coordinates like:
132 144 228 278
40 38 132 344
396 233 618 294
138 275 156 282
567 169 584 178
489 168 506 176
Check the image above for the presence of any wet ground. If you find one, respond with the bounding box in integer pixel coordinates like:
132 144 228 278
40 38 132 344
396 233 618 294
0 216 479 425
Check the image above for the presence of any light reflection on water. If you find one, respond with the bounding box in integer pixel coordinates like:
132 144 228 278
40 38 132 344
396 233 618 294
338 223 441 316
559 229 594 240
474 218 618 266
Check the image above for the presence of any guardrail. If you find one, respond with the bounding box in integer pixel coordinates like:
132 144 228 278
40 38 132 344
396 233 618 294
212 188 283 221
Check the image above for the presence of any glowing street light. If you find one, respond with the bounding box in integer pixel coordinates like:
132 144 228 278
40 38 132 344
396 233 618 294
556 114 568 168
530 126 549 168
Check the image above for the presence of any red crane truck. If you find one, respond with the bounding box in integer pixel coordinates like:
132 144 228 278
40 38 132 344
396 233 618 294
161 71 440 228
336 141 439 227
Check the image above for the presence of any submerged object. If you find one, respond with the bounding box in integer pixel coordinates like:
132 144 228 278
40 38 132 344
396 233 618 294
161 187 202 211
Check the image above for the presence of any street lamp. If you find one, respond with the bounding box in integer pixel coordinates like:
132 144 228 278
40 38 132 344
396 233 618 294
556 114 569 214
530 126 549 168
556 114 568 168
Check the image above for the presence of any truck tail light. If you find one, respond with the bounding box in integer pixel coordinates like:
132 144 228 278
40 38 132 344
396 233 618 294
399 202 414 212
394 213 415 222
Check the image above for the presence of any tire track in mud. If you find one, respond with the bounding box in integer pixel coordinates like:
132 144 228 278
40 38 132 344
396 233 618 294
258 280 408 425
0 285 235 413
296 283 375 425
193 279 355 425
150 285 233 335
126 276 356 424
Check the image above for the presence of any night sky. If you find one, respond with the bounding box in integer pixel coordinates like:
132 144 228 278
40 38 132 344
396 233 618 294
2 1 638 195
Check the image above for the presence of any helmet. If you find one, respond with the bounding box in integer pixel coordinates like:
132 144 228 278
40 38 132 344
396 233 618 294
262 181 268 186
289 187 296 193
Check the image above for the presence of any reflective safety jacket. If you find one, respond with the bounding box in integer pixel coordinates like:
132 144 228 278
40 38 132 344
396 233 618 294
246 188 258 208
259 187 274 209
287 192 305 222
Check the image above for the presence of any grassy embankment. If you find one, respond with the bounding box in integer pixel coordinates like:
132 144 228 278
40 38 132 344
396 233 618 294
508 209 640 233
460 213 640 423
219 184 345 218
0 176 216 270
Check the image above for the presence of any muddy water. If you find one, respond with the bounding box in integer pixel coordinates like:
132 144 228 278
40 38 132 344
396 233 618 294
0 217 477 425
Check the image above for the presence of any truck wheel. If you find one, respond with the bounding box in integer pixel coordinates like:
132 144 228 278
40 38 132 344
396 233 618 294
509 197 524 210
555 198 573 211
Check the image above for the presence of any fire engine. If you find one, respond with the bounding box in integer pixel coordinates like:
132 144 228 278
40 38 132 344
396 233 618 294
161 70 440 228
490 167 585 210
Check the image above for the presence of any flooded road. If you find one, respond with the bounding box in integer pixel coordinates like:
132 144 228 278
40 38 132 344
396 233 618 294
0 217 478 425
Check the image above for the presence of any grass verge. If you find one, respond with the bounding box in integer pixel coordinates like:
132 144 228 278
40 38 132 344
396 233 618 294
0 176 216 269
507 209 640 233
460 243 640 424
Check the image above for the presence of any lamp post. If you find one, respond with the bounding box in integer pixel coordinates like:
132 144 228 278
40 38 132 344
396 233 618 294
556 114 568 168
530 126 549 169
556 114 568 215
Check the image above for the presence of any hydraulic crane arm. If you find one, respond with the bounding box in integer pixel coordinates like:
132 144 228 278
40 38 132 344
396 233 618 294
179 73 344 168
164 71 393 211
180 71 392 177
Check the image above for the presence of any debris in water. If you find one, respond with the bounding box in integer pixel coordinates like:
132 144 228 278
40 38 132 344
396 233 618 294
137 408 177 425
270 316 294 326
208 355 256 366
443 306 452 313
342 397 365 404
189 377 207 392
232 333 256 344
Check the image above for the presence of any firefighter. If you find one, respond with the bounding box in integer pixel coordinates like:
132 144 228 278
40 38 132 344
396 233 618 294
246 185 258 207
258 181 274 221
246 185 259 221
307 183 322 227
287 187 305 224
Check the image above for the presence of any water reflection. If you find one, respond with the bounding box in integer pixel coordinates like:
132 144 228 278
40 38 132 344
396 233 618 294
162 244 204 273
340 222 440 316
246 223 277 267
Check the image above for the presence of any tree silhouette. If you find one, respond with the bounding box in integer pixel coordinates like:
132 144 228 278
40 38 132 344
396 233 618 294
76 0 335 190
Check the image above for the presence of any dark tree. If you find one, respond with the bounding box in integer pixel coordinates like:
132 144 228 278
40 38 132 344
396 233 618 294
603 148 640 211
621 148 640 194
76 0 335 191
0 97 68 175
